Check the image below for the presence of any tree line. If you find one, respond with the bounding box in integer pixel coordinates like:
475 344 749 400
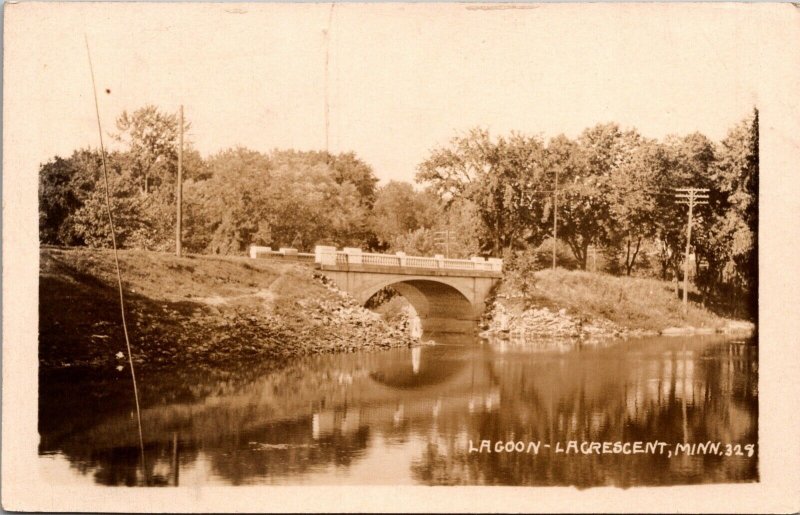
417 112 757 313
39 105 757 315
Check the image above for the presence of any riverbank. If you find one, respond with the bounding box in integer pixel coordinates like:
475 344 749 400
39 247 415 371
480 268 755 341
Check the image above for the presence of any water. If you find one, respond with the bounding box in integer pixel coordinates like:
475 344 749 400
38 333 758 487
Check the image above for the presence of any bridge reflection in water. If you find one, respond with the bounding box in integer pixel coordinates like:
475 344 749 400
38 334 757 487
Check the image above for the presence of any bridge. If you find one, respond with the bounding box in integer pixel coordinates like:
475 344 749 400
250 245 503 333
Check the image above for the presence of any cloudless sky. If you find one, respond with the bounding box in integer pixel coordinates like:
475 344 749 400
5 3 769 183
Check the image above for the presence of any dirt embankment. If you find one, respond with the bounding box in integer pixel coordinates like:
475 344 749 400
481 269 755 341
39 247 415 371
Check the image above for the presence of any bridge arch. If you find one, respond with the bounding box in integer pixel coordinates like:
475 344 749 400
361 278 474 320
308 248 501 334
360 277 477 333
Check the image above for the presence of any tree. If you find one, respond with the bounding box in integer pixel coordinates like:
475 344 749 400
115 105 187 195
436 197 483 258
392 227 439 256
606 138 664 275
39 155 86 245
195 147 273 254
651 133 717 289
494 133 550 250
38 148 172 250
372 181 440 246
189 147 378 254
707 109 758 315
548 125 637 269
417 128 549 256
265 150 377 249
68 152 161 249
328 152 380 207
268 150 379 208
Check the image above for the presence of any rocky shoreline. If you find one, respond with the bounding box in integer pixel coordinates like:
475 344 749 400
39 248 757 372
480 294 755 342
39 248 416 372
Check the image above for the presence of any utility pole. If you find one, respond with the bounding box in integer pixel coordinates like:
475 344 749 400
552 167 559 270
674 187 709 313
434 229 451 258
176 105 184 257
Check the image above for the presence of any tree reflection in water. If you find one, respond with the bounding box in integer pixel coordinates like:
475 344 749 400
38 335 757 487
409 337 757 487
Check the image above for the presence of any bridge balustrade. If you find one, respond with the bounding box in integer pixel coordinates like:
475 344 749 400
405 256 437 268
250 245 502 273
362 254 400 267
249 246 315 262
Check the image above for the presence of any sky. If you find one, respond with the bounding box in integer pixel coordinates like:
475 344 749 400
5 3 772 184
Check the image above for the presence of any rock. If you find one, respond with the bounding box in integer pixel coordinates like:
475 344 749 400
723 320 755 334
495 311 510 331
661 326 695 336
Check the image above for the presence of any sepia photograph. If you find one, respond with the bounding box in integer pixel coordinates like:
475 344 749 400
3 2 799 512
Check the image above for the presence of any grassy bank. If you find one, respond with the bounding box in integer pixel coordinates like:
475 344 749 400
485 268 753 338
39 247 414 371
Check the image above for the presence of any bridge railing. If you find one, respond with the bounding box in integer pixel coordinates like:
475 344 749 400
249 245 503 272
313 246 503 273
405 256 437 268
249 246 316 263
361 253 401 267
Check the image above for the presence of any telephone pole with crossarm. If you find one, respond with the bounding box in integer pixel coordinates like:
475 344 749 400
674 187 709 313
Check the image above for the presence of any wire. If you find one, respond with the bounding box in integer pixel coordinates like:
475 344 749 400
518 188 698 197
84 34 147 482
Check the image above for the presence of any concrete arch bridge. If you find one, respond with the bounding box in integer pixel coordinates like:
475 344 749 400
250 245 503 333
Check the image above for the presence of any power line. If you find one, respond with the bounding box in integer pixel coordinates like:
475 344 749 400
517 187 701 197
553 168 558 270
176 105 183 257
433 229 452 258
85 34 147 483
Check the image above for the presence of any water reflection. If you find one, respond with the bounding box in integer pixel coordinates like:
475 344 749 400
38 334 757 487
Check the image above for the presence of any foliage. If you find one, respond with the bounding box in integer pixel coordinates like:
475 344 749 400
38 106 383 256
546 130 610 270
648 132 718 282
414 112 758 316
114 105 185 195
498 268 730 332
417 128 549 255
328 151 380 207
534 238 580 271
372 181 440 246
38 103 758 318
39 148 175 250
70 164 164 250
188 148 376 254
702 109 758 316
605 137 665 275
189 147 273 254
436 198 483 258
504 248 541 300
39 154 88 245
392 228 440 256
267 149 379 208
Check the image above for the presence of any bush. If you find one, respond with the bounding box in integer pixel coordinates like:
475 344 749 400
534 238 579 270
504 249 541 299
